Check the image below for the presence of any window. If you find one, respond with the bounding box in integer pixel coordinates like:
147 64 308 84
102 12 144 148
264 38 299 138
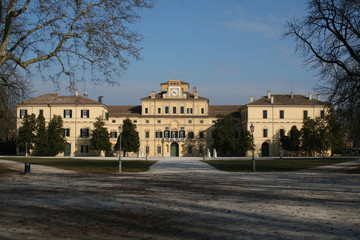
164 130 170 138
112 120 116 123
179 130 185 138
39 109 44 116
188 120 192 124
158 108 161 114
155 131 163 138
263 129 268 138
173 107 177 114
105 112 109 120
303 110 308 119
19 109 27 118
146 120 149 123
187 108 193 114
200 120 204 124
157 120 161 123
188 131 194 138
110 132 117 138
64 109 72 118
201 108 205 114
81 109 89 118
212 120 216 123
199 131 205 139
280 129 285 138
133 120 138 123
199 145 204 154
145 108 148 114
64 128 70 137
280 110 284 119
80 128 89 137
165 106 169 114
188 146 193 154
145 131 150 138
263 110 267 119
171 131 178 138
180 107 184 114
320 110 325 119
81 145 89 153
157 146 162 154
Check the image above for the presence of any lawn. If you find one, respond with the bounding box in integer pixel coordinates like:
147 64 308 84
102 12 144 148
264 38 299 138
204 158 358 172
0 157 156 173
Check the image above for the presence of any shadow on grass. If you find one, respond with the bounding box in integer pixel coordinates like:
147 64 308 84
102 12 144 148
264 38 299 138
0 157 156 173
204 158 358 172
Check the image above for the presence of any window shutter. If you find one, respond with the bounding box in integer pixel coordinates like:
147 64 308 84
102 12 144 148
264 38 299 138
70 110 72 118
87 110 90 118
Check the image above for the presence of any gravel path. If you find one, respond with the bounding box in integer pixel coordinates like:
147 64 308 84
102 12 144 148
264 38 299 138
0 159 359 240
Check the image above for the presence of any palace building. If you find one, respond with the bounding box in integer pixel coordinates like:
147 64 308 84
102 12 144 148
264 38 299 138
16 79 327 157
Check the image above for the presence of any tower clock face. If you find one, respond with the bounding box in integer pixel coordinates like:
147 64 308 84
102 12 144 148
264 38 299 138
170 88 179 96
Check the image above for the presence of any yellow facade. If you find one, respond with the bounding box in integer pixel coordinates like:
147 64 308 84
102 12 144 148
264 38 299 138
16 81 327 157
243 92 327 157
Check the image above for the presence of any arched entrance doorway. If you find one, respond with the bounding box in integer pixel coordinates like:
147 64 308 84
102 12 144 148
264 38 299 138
261 142 270 157
170 142 179 157
64 143 71 156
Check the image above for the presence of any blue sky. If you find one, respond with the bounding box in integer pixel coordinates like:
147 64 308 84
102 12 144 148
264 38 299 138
33 0 320 106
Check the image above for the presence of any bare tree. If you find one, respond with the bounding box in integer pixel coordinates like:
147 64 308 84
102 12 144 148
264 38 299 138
284 0 360 145
0 0 153 89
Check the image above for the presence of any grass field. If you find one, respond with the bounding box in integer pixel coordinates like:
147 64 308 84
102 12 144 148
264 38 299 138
204 158 359 172
0 157 156 173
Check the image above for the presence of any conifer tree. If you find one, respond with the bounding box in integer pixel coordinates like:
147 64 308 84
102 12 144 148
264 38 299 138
212 115 237 156
16 114 36 155
90 117 112 155
115 118 140 156
33 114 48 156
47 115 66 156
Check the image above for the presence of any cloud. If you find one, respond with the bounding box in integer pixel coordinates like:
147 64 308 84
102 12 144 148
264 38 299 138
222 19 281 38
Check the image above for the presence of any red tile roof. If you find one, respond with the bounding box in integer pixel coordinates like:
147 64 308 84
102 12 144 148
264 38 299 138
107 106 141 117
18 93 105 106
248 94 326 106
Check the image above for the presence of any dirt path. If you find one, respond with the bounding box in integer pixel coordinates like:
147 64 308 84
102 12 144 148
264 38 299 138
0 165 359 240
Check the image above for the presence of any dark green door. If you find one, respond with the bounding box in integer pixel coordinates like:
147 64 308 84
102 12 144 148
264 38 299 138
261 142 269 157
64 143 71 156
170 142 179 157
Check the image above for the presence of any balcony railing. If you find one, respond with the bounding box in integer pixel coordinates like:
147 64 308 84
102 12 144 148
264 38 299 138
164 137 186 142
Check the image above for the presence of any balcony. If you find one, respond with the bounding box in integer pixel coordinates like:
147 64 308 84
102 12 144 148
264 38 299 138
164 137 186 142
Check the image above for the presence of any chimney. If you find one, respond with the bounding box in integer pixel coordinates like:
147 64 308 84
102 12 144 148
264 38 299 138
75 90 79 97
308 92 312 100
193 87 198 99
250 96 254 103
290 92 294 98
151 91 155 99
267 91 271 99
317 94 320 101
271 96 274 104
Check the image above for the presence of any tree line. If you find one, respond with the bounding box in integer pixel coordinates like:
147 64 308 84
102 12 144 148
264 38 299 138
17 115 140 156
281 111 345 156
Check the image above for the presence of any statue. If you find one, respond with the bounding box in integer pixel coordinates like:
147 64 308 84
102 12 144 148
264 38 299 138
213 149 217 158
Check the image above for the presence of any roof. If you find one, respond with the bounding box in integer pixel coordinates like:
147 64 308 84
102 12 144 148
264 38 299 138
141 91 208 101
208 105 243 118
248 94 326 106
108 105 142 117
160 80 189 86
17 93 105 106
